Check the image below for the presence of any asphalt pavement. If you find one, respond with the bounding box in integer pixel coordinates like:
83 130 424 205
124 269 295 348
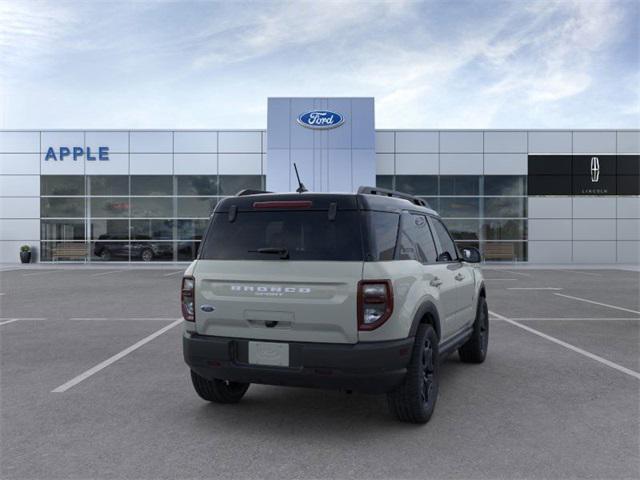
1 265 638 479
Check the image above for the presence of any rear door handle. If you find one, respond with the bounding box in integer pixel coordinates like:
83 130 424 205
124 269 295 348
454 273 465 281
430 277 443 287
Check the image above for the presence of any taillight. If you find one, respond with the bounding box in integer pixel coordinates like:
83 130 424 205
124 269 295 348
357 280 393 331
253 200 312 209
181 276 195 321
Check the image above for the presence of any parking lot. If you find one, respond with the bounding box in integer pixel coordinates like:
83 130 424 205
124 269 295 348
1 264 638 479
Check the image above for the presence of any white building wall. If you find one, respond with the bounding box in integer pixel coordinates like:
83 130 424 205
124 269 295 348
375 129 639 264
0 132 41 262
1 128 638 264
0 130 266 263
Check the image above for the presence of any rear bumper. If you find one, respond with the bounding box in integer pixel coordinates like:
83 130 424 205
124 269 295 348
183 332 414 394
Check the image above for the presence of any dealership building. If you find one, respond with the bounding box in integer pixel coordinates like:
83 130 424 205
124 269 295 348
0 97 638 264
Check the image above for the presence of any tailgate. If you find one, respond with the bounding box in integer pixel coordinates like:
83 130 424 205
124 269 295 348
194 260 362 344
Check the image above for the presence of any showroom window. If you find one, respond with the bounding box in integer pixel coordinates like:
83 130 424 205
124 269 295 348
40 174 264 262
375 175 528 261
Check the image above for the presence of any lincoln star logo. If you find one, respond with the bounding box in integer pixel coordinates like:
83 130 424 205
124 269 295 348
297 110 344 129
590 156 600 183
231 285 311 297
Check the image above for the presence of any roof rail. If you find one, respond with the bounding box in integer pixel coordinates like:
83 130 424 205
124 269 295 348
235 189 272 196
357 186 430 208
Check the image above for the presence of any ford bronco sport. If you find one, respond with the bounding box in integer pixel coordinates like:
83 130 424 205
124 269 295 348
182 187 488 423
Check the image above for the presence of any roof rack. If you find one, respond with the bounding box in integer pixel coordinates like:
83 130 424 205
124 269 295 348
235 189 272 196
357 186 430 208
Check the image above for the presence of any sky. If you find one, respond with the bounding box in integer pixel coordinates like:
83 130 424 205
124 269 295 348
0 0 638 129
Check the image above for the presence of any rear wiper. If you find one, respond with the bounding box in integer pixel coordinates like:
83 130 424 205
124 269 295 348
248 247 290 259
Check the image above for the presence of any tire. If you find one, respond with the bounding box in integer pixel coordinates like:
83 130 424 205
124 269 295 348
458 296 489 364
141 248 153 262
100 249 111 261
190 370 249 404
387 324 439 424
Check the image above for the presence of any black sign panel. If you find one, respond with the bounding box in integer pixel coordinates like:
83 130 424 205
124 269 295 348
528 155 572 175
618 155 640 175
573 155 616 175
617 176 640 195
528 155 639 196
528 175 572 196
572 175 616 196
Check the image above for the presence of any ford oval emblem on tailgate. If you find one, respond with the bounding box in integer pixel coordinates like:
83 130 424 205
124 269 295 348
200 305 215 312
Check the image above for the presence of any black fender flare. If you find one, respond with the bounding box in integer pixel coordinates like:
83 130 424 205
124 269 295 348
408 301 442 340
478 280 486 299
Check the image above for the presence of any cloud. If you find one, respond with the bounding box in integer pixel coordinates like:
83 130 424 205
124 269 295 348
191 0 409 69
0 1 73 65
0 0 637 128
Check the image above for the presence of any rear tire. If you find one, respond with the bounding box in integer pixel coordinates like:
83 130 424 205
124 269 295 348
190 370 250 404
458 296 489 364
387 324 439 424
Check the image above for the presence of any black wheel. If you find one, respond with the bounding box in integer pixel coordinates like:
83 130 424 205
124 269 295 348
190 370 249 404
458 296 489 363
100 249 111 261
141 248 154 262
387 324 439 424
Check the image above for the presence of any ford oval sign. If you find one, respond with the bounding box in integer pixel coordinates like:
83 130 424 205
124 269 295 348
297 110 344 129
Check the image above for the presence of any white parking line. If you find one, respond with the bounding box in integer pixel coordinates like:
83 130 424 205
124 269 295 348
510 317 640 321
485 278 519 281
90 270 122 277
0 318 47 325
163 270 184 277
500 270 532 277
507 287 563 290
553 293 640 315
70 317 177 321
23 270 58 277
555 269 602 277
51 319 182 393
489 310 640 381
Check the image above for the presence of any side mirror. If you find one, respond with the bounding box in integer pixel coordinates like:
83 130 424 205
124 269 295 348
436 252 452 262
461 247 481 263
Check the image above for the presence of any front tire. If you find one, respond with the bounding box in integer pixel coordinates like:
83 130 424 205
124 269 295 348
387 324 439 424
458 296 489 363
190 370 249 404
141 248 154 262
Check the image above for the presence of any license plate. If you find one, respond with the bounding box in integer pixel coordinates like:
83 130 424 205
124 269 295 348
248 341 289 367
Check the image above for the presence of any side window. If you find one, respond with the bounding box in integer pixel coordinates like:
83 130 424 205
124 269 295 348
397 213 438 263
431 218 458 262
397 228 418 261
367 212 400 261
414 215 438 263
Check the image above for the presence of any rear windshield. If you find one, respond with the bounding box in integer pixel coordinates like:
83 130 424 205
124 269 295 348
200 210 363 261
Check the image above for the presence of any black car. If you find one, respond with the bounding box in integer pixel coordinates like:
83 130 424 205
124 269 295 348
94 234 172 262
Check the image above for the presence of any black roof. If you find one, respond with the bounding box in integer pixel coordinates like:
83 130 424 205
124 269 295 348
215 190 439 216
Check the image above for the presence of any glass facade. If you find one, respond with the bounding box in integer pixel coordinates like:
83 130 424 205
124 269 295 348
377 175 528 261
2 127 634 265
40 174 264 262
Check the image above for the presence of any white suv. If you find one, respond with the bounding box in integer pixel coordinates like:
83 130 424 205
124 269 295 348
182 187 488 423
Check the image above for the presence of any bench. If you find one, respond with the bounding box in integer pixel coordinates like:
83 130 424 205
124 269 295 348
483 243 514 261
52 243 88 261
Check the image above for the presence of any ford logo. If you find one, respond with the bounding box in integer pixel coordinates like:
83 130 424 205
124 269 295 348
297 110 344 130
